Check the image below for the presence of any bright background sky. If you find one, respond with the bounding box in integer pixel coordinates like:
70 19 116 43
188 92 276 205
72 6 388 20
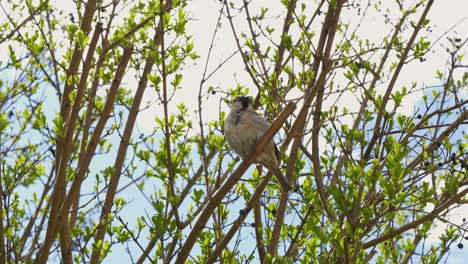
133 0 468 127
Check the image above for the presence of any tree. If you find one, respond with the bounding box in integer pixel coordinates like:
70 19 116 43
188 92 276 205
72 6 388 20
0 0 467 263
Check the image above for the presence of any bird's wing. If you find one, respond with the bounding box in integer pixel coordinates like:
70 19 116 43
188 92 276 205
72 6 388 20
243 110 279 149
244 110 272 134
249 112 282 160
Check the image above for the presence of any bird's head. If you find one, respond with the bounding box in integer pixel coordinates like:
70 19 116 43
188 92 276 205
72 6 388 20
230 96 252 111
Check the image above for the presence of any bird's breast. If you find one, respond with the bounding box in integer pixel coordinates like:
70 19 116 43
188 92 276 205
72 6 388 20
225 111 259 158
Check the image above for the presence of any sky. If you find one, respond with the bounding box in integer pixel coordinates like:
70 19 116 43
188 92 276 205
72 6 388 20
9 0 468 262
46 1 468 129
132 0 468 127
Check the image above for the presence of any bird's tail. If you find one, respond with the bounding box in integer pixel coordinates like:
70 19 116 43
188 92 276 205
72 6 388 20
272 167 292 192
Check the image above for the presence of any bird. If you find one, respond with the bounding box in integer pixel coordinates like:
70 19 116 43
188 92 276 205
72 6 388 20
223 96 292 192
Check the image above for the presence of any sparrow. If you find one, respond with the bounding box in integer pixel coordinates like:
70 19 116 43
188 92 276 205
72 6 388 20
224 96 292 192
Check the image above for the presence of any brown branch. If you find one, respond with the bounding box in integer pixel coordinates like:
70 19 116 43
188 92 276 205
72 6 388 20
23 190 54 263
254 201 266 262
101 1 176 55
161 160 235 263
17 167 54 255
58 21 103 264
198 4 224 195
267 1 345 256
363 187 468 249
159 0 181 231
69 2 121 228
272 0 326 92
35 44 133 264
69 54 105 229
243 0 269 85
406 110 467 171
58 0 97 145
268 0 297 103
88 1 175 261
331 3 409 186
174 102 296 264
0 2 48 44
88 38 156 264
224 1 262 91
205 172 273 264
285 205 314 258
400 233 422 264
42 1 97 261
136 148 218 263
363 0 435 161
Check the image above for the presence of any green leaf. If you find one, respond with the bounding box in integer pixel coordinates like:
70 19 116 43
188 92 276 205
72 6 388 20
0 113 9 132
76 30 89 48
310 225 327 242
